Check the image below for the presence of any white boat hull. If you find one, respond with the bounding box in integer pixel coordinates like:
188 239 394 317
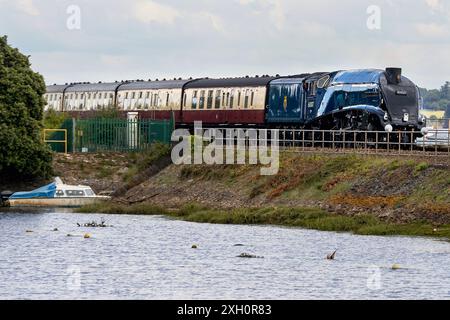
6 196 111 208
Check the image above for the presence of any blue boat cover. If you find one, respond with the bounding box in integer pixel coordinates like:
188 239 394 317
10 183 57 199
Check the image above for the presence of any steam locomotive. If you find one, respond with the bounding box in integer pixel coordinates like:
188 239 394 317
44 68 424 132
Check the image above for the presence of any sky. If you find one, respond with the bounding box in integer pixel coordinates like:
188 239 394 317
0 0 449 89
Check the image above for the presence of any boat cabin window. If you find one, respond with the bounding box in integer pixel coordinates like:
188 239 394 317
55 190 65 197
66 190 85 197
85 189 94 196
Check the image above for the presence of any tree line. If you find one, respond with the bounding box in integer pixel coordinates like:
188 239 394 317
420 82 450 118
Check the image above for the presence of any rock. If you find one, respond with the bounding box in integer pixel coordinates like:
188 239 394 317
78 220 110 228
391 264 401 270
327 250 337 260
84 233 91 239
237 253 264 259
26 230 33 233
191 244 198 249
52 228 59 232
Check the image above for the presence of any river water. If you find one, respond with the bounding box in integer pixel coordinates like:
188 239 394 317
0 210 449 300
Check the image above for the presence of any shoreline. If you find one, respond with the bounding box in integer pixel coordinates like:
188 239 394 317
77 202 450 239
4 151 449 239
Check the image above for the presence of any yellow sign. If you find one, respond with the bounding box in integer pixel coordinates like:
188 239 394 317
283 96 288 112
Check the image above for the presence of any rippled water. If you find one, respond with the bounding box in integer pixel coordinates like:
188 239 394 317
0 210 449 300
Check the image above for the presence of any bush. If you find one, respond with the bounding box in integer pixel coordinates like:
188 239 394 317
43 109 70 129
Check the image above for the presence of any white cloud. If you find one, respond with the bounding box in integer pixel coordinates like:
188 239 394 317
2 0 450 89
235 0 286 30
425 0 443 11
416 22 447 37
11 0 39 16
270 0 285 31
100 54 131 67
132 0 181 25
198 12 227 34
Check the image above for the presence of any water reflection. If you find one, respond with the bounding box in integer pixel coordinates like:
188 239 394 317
0 210 449 300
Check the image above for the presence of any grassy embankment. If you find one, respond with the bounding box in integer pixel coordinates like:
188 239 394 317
78 202 450 238
78 152 450 238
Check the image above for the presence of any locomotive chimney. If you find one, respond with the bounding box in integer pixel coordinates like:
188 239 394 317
385 67 402 84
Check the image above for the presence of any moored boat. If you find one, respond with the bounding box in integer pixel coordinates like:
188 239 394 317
5 178 110 208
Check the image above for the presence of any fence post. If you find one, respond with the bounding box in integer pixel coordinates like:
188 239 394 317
72 118 76 153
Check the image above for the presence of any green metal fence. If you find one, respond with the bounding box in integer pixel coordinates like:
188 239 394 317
46 117 174 153
75 118 174 152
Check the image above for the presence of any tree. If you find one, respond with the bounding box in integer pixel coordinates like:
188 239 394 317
445 104 450 119
444 105 450 129
440 81 450 100
0 36 53 180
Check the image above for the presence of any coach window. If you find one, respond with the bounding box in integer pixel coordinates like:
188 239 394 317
244 90 249 109
226 92 230 108
207 90 213 109
250 91 255 107
183 92 187 107
222 92 226 107
132 92 136 99
237 91 241 107
215 90 221 109
229 90 234 109
192 91 198 109
146 92 150 99
125 92 129 100
166 93 170 107
199 90 205 109
139 92 143 99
